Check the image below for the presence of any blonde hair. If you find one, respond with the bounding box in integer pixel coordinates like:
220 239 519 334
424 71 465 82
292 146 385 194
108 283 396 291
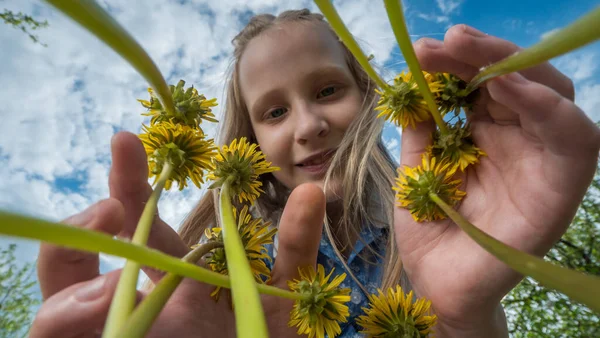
177 9 406 293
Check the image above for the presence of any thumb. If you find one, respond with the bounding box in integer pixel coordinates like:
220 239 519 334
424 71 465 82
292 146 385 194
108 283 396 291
108 131 154 238
269 184 326 288
108 131 189 282
30 270 144 338
38 198 124 300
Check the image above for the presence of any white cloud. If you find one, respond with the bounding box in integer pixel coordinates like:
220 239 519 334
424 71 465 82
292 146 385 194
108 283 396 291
502 19 536 35
417 13 449 24
435 0 463 15
415 0 463 28
553 52 597 82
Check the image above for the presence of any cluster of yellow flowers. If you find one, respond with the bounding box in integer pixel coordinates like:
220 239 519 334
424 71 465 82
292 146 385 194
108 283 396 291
376 71 484 222
202 205 277 300
137 80 280 293
137 80 218 190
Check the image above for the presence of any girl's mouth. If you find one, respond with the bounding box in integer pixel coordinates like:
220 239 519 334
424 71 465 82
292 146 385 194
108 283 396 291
296 149 336 175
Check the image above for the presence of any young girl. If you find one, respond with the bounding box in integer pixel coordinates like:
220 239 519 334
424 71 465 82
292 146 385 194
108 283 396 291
32 8 599 338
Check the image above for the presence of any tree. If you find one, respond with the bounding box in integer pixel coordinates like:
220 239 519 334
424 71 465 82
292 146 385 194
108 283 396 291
0 243 40 338
1 6 48 46
502 165 600 337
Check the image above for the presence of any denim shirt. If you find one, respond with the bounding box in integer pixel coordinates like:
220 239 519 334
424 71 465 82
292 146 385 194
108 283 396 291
265 225 388 337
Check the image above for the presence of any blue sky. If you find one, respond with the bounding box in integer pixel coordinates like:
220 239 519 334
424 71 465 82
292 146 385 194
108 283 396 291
1 0 599 331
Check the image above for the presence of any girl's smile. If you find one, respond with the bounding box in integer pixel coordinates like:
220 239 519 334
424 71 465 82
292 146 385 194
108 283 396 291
295 148 337 176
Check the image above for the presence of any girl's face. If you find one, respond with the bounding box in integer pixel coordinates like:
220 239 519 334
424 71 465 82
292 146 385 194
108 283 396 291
238 22 363 198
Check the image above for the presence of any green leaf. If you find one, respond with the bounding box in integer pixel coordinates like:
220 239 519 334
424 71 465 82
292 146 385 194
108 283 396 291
430 193 600 313
0 211 303 303
313 0 389 91
103 163 173 337
381 0 447 133
218 180 269 337
121 242 222 338
468 6 600 90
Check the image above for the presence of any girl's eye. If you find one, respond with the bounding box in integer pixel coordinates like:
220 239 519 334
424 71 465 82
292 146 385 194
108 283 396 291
317 86 337 98
268 107 287 119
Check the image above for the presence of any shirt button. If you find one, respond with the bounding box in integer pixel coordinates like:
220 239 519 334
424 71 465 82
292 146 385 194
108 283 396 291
351 288 363 304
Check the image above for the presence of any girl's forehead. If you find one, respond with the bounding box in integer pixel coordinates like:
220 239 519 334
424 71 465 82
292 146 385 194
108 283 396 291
238 22 350 99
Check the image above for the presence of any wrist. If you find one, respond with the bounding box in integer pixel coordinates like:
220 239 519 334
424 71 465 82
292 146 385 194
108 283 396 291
434 303 509 338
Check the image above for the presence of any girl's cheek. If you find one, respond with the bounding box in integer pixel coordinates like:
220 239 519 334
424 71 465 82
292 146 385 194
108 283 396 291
256 127 289 167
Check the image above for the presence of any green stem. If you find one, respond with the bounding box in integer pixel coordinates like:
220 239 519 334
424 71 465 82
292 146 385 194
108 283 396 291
383 0 448 134
0 211 306 299
429 192 600 313
103 162 173 338
313 0 390 92
44 0 176 115
467 6 600 91
122 242 223 338
219 178 269 337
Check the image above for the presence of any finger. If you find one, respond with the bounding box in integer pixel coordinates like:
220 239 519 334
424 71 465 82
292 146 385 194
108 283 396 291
37 198 124 300
399 119 436 167
443 24 575 100
108 131 154 238
30 270 143 338
485 99 520 126
108 132 189 282
269 183 326 288
487 72 600 189
413 37 478 80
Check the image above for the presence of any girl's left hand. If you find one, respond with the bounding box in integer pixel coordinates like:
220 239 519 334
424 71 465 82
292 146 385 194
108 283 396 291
395 24 600 336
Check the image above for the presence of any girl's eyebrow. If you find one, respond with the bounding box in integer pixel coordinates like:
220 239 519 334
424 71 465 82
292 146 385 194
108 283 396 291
249 88 284 116
306 65 349 82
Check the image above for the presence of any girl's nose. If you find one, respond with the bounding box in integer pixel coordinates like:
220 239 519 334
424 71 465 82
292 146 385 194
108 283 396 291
294 103 330 145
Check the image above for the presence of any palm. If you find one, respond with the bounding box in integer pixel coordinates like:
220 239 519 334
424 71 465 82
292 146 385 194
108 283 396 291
395 86 599 325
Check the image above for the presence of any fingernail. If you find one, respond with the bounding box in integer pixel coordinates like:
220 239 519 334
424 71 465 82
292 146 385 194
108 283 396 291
503 72 528 84
463 25 487 37
419 38 443 49
75 275 107 302
66 204 97 226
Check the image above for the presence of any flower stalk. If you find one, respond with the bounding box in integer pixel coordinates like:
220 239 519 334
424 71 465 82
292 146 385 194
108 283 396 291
44 0 176 115
313 0 390 92
429 192 600 313
121 241 223 338
218 177 269 337
467 6 600 91
383 0 447 134
103 162 173 338
0 211 306 301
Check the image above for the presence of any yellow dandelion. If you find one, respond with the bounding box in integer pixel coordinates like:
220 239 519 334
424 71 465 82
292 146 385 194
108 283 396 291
433 72 480 117
357 286 437 338
287 264 351 338
375 71 443 129
394 154 466 222
207 137 279 204
139 121 216 190
203 205 276 300
138 79 218 129
428 120 486 172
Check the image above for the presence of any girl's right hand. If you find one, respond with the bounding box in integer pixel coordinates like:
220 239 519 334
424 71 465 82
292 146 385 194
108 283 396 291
31 132 326 338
